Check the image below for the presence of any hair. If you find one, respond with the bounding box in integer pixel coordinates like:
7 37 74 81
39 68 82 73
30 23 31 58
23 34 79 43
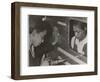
72 20 87 34
30 20 53 43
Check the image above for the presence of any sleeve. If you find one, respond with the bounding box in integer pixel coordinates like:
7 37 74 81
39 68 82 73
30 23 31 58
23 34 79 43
83 43 87 57
71 36 75 49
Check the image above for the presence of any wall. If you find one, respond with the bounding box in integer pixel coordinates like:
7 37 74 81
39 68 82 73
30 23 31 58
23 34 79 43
0 0 100 82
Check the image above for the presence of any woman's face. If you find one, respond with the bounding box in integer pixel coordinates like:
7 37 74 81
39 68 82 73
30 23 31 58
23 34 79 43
30 30 46 47
73 25 85 40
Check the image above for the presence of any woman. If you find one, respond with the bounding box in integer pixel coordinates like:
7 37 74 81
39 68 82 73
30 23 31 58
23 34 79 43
71 21 87 57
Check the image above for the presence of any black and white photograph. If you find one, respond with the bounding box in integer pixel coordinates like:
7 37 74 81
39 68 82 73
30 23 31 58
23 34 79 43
11 2 97 79
29 15 87 66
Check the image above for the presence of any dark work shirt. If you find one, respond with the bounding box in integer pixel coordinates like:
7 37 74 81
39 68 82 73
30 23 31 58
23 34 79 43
29 42 56 66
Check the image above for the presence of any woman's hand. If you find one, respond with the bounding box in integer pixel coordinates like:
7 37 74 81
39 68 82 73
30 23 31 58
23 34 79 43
31 45 35 58
29 34 35 58
52 27 60 45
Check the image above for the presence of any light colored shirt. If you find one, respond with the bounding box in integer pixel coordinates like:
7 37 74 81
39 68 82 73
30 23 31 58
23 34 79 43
71 36 87 55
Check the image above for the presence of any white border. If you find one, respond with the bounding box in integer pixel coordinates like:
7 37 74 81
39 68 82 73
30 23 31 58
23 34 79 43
20 7 95 75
